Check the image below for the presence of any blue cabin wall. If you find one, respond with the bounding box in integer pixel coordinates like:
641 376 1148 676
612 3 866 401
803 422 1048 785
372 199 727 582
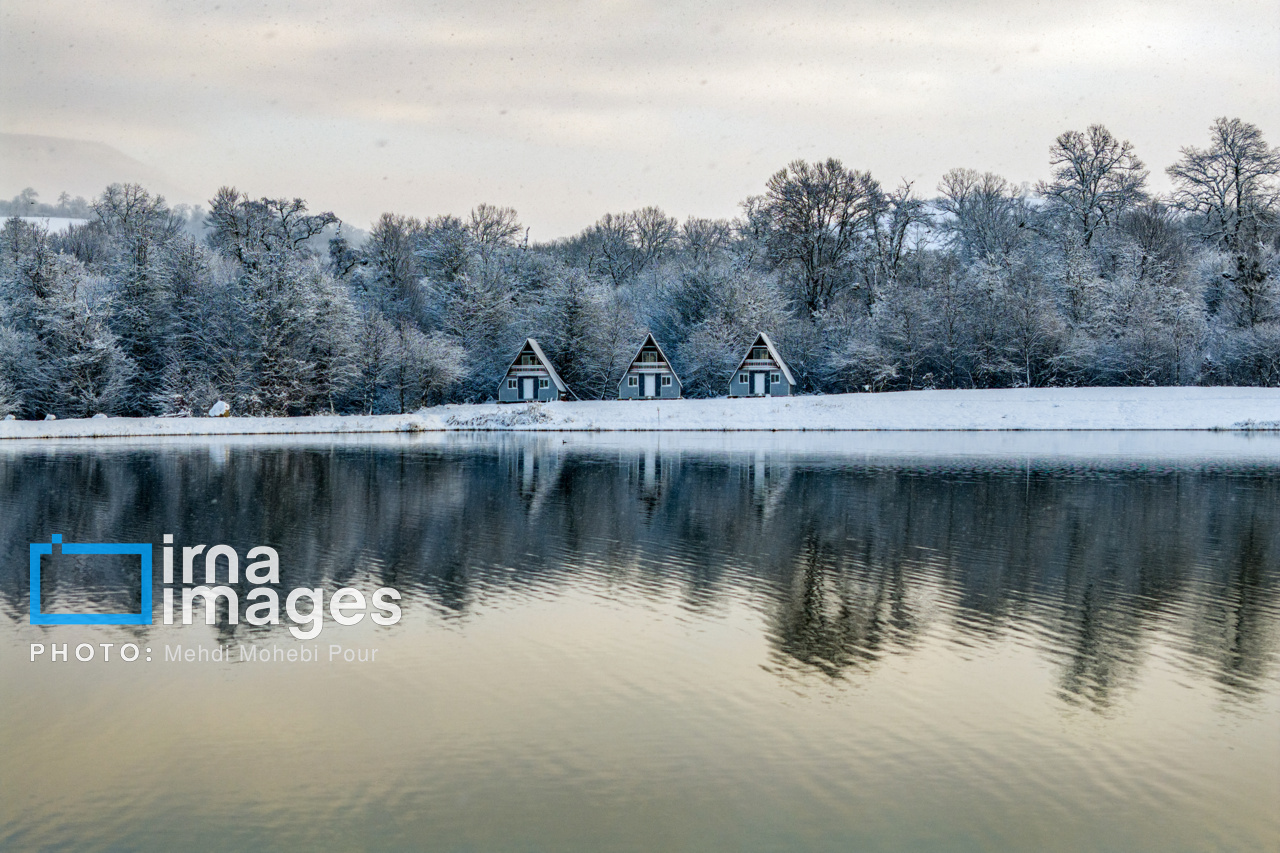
498 370 564 402
618 336 683 400
729 369 794 397
618 370 681 399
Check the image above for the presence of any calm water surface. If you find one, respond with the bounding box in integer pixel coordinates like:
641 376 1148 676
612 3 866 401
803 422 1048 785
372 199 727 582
1 433 1278 852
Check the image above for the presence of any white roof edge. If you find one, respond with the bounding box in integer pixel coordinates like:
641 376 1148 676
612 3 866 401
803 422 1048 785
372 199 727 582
618 333 683 390
734 332 796 386
504 338 569 393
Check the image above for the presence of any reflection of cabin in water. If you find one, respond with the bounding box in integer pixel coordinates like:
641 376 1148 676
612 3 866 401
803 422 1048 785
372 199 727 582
618 333 682 400
635 446 670 492
729 332 796 397
505 439 566 518
746 452 794 522
498 338 570 402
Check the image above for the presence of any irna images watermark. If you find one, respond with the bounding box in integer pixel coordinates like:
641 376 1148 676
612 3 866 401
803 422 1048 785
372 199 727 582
27 534 402 662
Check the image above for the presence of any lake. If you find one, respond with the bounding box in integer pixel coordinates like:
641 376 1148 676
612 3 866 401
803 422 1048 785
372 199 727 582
2 433 1278 852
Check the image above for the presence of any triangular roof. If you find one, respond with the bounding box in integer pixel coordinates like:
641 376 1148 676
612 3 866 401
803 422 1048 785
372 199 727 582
618 333 683 389
734 332 796 386
504 338 569 393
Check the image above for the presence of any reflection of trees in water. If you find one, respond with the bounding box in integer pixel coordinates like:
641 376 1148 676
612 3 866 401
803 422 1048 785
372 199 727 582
1054 579 1147 711
1038 479 1199 712
768 531 923 679
1181 510 1278 698
1 443 1278 708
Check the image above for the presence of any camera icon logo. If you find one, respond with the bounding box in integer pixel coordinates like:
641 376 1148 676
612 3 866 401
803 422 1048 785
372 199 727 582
29 535 153 625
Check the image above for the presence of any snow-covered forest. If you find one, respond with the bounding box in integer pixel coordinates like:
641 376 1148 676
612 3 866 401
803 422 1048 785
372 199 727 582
1 117 1277 419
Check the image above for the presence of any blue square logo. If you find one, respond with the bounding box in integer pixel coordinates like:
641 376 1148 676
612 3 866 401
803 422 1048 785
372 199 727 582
30 535 153 625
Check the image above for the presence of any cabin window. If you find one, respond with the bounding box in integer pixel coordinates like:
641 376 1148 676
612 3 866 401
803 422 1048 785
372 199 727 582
628 376 638 386
640 350 659 362
539 378 549 389
751 346 769 360
770 373 780 383
738 373 747 383
661 376 672 386
508 379 517 389
520 354 538 365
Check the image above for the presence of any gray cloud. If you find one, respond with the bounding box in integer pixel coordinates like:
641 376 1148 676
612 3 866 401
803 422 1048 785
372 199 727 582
2 0 1277 236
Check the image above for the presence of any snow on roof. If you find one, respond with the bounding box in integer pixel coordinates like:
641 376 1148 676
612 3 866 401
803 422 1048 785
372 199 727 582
504 337 569 394
735 332 796 387
618 333 683 390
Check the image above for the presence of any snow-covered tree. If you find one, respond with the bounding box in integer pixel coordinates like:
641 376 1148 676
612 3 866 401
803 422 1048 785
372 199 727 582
1167 118 1280 384
3 119 1278 415
467 204 523 267
360 213 427 322
386 324 466 412
1038 124 1148 249
759 159 882 314
936 169 1031 263
646 261 790 395
206 188 338 271
0 374 19 417
349 309 396 414
23 256 135 417
93 183 185 413
427 273 517 401
1169 118 1279 331
535 267 636 398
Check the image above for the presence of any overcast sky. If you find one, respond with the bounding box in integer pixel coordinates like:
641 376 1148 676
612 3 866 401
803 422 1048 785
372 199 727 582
3 0 1277 238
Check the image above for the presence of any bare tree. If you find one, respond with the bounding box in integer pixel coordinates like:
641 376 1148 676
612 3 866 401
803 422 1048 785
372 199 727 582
630 206 678 273
206 188 337 270
679 216 733 266
1168 118 1280 253
363 213 426 320
1119 201 1188 285
418 214 472 283
761 158 882 313
573 207 679 286
937 169 1031 262
0 373 20 417
93 183 183 246
591 212 637 286
865 181 930 295
467 204 522 265
1168 117 1279 329
1038 125 1148 247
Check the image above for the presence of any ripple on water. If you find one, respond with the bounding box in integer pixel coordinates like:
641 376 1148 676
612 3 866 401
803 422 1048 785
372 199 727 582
1 440 1277 852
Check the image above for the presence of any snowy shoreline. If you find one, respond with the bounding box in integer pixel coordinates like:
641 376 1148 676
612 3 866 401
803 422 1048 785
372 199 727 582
2 387 1278 440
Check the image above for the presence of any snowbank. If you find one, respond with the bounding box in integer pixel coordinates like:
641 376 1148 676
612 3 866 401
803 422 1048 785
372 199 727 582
1 387 1277 440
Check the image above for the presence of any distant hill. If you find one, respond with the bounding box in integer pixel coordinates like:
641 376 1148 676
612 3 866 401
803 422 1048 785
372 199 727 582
0 133 196 207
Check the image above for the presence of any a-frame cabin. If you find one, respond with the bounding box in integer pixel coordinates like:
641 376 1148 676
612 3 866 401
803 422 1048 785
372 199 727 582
618 333 682 400
498 338 570 402
728 332 796 397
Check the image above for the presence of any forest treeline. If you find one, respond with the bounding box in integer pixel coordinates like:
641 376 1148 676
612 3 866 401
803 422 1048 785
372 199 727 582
1 116 1277 418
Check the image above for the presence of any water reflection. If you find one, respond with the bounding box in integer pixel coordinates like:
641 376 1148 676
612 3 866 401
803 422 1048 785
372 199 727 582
768 536 925 678
1 436 1278 710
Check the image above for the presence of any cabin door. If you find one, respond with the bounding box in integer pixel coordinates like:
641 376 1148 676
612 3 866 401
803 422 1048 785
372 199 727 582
521 377 535 400
643 374 656 398
751 372 766 396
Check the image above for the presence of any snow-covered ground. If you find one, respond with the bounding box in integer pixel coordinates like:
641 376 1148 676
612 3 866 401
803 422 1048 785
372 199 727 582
2 388 1278 440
